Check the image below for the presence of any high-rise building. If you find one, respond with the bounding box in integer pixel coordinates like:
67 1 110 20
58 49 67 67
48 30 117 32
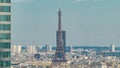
56 30 66 55
0 0 11 67
12 45 22 54
45 44 51 52
36 45 41 52
26 45 36 54
17 45 21 54
11 45 17 54
110 44 115 52
70 45 73 53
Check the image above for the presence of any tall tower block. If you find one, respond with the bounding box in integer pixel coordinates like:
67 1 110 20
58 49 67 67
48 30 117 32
110 44 115 52
0 0 11 67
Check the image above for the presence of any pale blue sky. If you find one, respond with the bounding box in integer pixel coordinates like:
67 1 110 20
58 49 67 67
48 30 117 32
12 0 120 46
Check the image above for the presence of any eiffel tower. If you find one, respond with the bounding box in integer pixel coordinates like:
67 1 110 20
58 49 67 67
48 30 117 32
51 9 70 68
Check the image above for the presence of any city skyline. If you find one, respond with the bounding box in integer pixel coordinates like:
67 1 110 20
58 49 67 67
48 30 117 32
12 0 120 46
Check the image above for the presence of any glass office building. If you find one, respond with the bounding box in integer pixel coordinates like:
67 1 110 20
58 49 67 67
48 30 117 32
0 0 11 67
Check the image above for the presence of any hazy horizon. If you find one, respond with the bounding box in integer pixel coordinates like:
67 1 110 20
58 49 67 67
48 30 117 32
12 0 120 46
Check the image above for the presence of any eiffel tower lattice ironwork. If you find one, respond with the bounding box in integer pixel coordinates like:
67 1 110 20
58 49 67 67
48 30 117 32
52 8 67 63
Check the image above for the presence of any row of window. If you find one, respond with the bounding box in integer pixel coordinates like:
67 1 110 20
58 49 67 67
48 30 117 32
0 0 11 3
0 33 10 39
0 6 11 12
0 24 11 30
0 15 11 21
0 43 10 48
0 61 10 67
0 52 10 58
